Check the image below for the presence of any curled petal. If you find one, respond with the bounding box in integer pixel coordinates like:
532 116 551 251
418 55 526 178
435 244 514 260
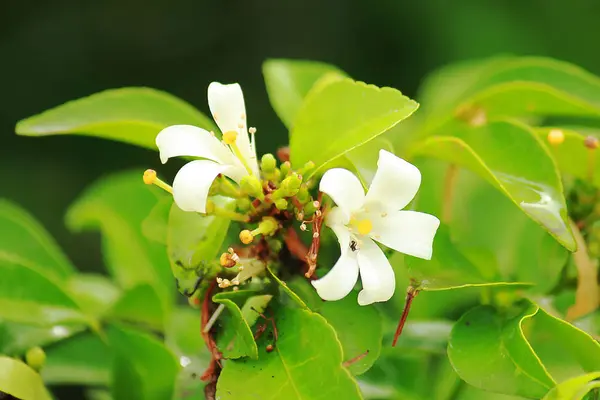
370 210 440 260
325 207 351 237
172 160 229 213
319 168 365 214
356 239 395 305
312 250 359 301
365 150 421 211
156 124 235 165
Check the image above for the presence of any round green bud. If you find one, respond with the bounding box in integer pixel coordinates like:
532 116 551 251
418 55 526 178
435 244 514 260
261 153 277 172
236 198 252 212
281 174 302 196
280 161 291 176
240 175 264 200
274 198 288 210
25 346 46 371
258 216 279 236
303 201 317 216
296 186 310 203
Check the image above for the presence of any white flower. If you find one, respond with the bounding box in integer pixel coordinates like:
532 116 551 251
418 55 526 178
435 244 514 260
155 82 259 213
312 150 440 306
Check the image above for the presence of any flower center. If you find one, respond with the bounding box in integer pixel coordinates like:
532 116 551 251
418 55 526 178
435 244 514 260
223 130 238 145
355 219 373 235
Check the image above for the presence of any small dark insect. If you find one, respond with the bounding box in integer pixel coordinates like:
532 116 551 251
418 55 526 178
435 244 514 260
266 344 274 353
350 240 359 252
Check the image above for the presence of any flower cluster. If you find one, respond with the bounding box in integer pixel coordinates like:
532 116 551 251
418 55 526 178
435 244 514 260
145 82 439 305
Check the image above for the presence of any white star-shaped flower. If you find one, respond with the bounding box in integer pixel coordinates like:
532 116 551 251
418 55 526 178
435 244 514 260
155 82 259 213
312 150 440 306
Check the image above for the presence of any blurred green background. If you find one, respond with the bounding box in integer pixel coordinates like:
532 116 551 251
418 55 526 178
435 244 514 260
3 0 600 274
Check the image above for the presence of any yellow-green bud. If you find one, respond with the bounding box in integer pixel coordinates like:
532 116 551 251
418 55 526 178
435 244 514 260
280 161 291 176
298 161 315 176
240 175 264 200
275 198 288 210
280 173 302 197
261 153 277 172
296 186 310 203
25 347 46 371
236 198 252 212
304 200 317 216
258 216 279 237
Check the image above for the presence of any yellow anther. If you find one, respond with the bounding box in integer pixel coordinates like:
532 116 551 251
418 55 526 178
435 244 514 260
249 127 257 134
223 130 238 145
240 230 254 244
357 219 373 235
547 129 565 146
143 169 157 185
220 252 236 268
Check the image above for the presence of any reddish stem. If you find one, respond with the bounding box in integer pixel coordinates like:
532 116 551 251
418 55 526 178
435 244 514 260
392 286 419 347
305 193 324 278
343 350 370 368
200 281 222 381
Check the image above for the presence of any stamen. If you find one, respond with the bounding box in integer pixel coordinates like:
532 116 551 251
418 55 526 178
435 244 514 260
143 169 173 194
238 122 244 129
223 130 238 145
249 127 257 134
357 219 373 235
547 129 564 146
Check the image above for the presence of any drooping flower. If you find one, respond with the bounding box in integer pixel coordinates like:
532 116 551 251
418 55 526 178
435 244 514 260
155 82 260 213
312 150 440 306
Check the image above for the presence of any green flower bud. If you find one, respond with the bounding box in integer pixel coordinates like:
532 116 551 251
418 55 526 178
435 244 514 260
261 153 277 172
258 216 279 236
236 198 252 212
280 161 291 177
303 200 317 216
25 347 46 371
274 198 288 210
297 161 315 176
280 173 302 197
240 175 265 200
296 186 310 203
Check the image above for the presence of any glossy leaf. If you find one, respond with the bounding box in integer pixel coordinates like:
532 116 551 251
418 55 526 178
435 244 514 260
217 308 362 400
0 199 74 279
383 320 452 354
0 321 84 356
212 294 258 359
263 59 347 128
542 372 600 400
108 324 179 400
0 356 52 400
67 273 121 317
240 294 273 328
289 279 383 375
43 332 112 386
267 266 308 309
16 87 215 149
0 260 89 326
345 137 395 186
108 284 165 331
66 171 173 306
448 304 554 398
410 120 575 250
290 78 418 177
142 197 173 245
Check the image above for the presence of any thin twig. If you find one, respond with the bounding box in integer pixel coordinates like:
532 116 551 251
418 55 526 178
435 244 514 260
392 286 419 347
305 192 324 278
342 350 370 368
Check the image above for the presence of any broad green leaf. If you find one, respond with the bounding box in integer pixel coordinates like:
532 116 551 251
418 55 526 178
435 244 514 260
290 78 418 177
87 389 113 400
165 308 211 399
167 197 235 294
212 294 258 359
262 59 347 128
0 260 89 326
0 356 52 400
345 137 395 186
67 274 121 317
409 120 575 250
448 304 554 398
267 266 308 309
0 321 84 356
67 171 173 307
108 284 164 331
107 324 179 400
536 127 600 187
0 199 74 279
217 307 362 400
16 87 215 149
383 320 452 354
43 332 111 385
542 372 600 400
524 307 600 383
142 197 173 245
289 279 383 375
240 294 273 328
403 225 530 291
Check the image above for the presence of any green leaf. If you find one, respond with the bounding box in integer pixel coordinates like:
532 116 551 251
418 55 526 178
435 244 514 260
212 294 258 359
403 225 530 291
290 78 419 177
67 171 173 307
0 321 84 356
16 87 215 149
267 266 309 309
43 332 112 386
67 273 121 317
217 307 362 400
542 372 600 400
0 260 89 326
240 294 273 328
0 199 74 279
109 284 165 331
448 304 555 398
288 279 383 375
0 356 52 400
383 320 452 354
107 324 179 400
167 197 235 293
345 137 395 186
262 59 347 128
142 197 173 245
410 120 575 250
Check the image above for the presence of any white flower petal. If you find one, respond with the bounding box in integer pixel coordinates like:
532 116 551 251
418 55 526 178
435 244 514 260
156 124 235 165
312 249 359 301
356 239 396 305
370 210 440 260
325 207 351 233
365 150 421 211
319 168 365 214
172 160 229 213
207 82 258 175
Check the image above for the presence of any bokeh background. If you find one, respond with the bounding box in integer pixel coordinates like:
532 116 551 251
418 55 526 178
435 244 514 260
3 0 600 274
